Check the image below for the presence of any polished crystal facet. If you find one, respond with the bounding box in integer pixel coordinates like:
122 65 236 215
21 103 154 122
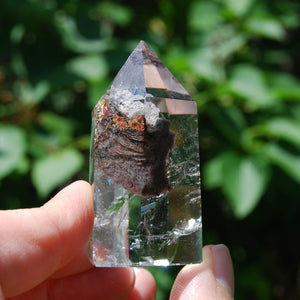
88 41 202 267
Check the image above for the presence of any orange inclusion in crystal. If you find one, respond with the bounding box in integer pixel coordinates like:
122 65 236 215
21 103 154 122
113 115 145 131
96 98 145 132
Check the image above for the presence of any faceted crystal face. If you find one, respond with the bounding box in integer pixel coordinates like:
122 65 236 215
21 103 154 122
88 41 202 267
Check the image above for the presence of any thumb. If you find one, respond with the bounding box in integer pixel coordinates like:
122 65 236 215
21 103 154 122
170 244 234 300
0 180 94 297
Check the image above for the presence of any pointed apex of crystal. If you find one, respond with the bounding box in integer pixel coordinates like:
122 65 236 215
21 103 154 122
109 40 196 115
136 40 148 49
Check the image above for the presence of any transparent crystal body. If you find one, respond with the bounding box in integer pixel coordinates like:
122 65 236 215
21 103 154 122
88 41 202 267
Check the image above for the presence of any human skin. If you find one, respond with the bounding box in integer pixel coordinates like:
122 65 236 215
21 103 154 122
0 181 233 300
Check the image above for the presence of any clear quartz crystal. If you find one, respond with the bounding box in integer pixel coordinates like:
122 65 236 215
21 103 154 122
88 41 202 267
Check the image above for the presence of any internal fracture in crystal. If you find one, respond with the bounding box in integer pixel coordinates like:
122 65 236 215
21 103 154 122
88 41 202 267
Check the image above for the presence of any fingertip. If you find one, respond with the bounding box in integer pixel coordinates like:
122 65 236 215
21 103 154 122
66 180 94 218
170 245 234 300
44 180 94 234
127 268 156 300
212 244 234 298
47 180 93 208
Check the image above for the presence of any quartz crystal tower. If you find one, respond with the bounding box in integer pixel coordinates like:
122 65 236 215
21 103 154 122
89 41 202 267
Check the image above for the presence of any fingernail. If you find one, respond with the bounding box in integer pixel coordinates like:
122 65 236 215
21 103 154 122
129 267 136 282
133 267 140 276
212 244 234 297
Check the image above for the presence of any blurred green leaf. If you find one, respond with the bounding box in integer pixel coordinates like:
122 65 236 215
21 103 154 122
216 32 246 61
10 24 25 44
221 152 270 218
269 72 300 101
74 135 91 150
67 55 108 83
14 156 30 175
263 143 300 183
40 112 74 146
96 2 133 26
0 125 26 180
188 2 222 31
88 79 111 108
291 105 300 122
203 153 226 189
32 148 83 197
55 13 109 54
11 52 27 76
225 0 254 17
208 106 247 147
228 64 274 107
279 9 300 29
202 25 246 60
244 16 286 40
261 118 300 148
190 49 225 82
190 25 245 82
15 81 50 105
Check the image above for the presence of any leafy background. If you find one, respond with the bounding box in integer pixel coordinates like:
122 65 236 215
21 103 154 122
1 0 300 299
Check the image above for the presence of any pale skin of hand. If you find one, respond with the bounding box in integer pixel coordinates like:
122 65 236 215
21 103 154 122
0 181 234 300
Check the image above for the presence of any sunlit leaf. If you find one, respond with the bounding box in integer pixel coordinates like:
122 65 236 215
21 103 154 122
216 33 246 61
55 13 109 54
188 2 222 31
261 118 300 148
67 55 108 83
190 25 245 81
40 112 74 146
244 16 286 40
15 81 50 105
0 125 26 180
225 0 254 17
96 2 133 26
221 152 270 218
203 153 226 189
10 24 25 44
228 64 274 107
190 49 225 82
32 148 83 197
263 143 300 183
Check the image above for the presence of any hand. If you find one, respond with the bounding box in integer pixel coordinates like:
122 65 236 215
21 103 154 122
0 181 234 300
0 181 155 300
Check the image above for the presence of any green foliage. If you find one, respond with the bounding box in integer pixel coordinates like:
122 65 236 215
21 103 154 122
32 148 83 197
1 0 299 299
221 152 270 219
67 55 108 83
0 125 26 179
